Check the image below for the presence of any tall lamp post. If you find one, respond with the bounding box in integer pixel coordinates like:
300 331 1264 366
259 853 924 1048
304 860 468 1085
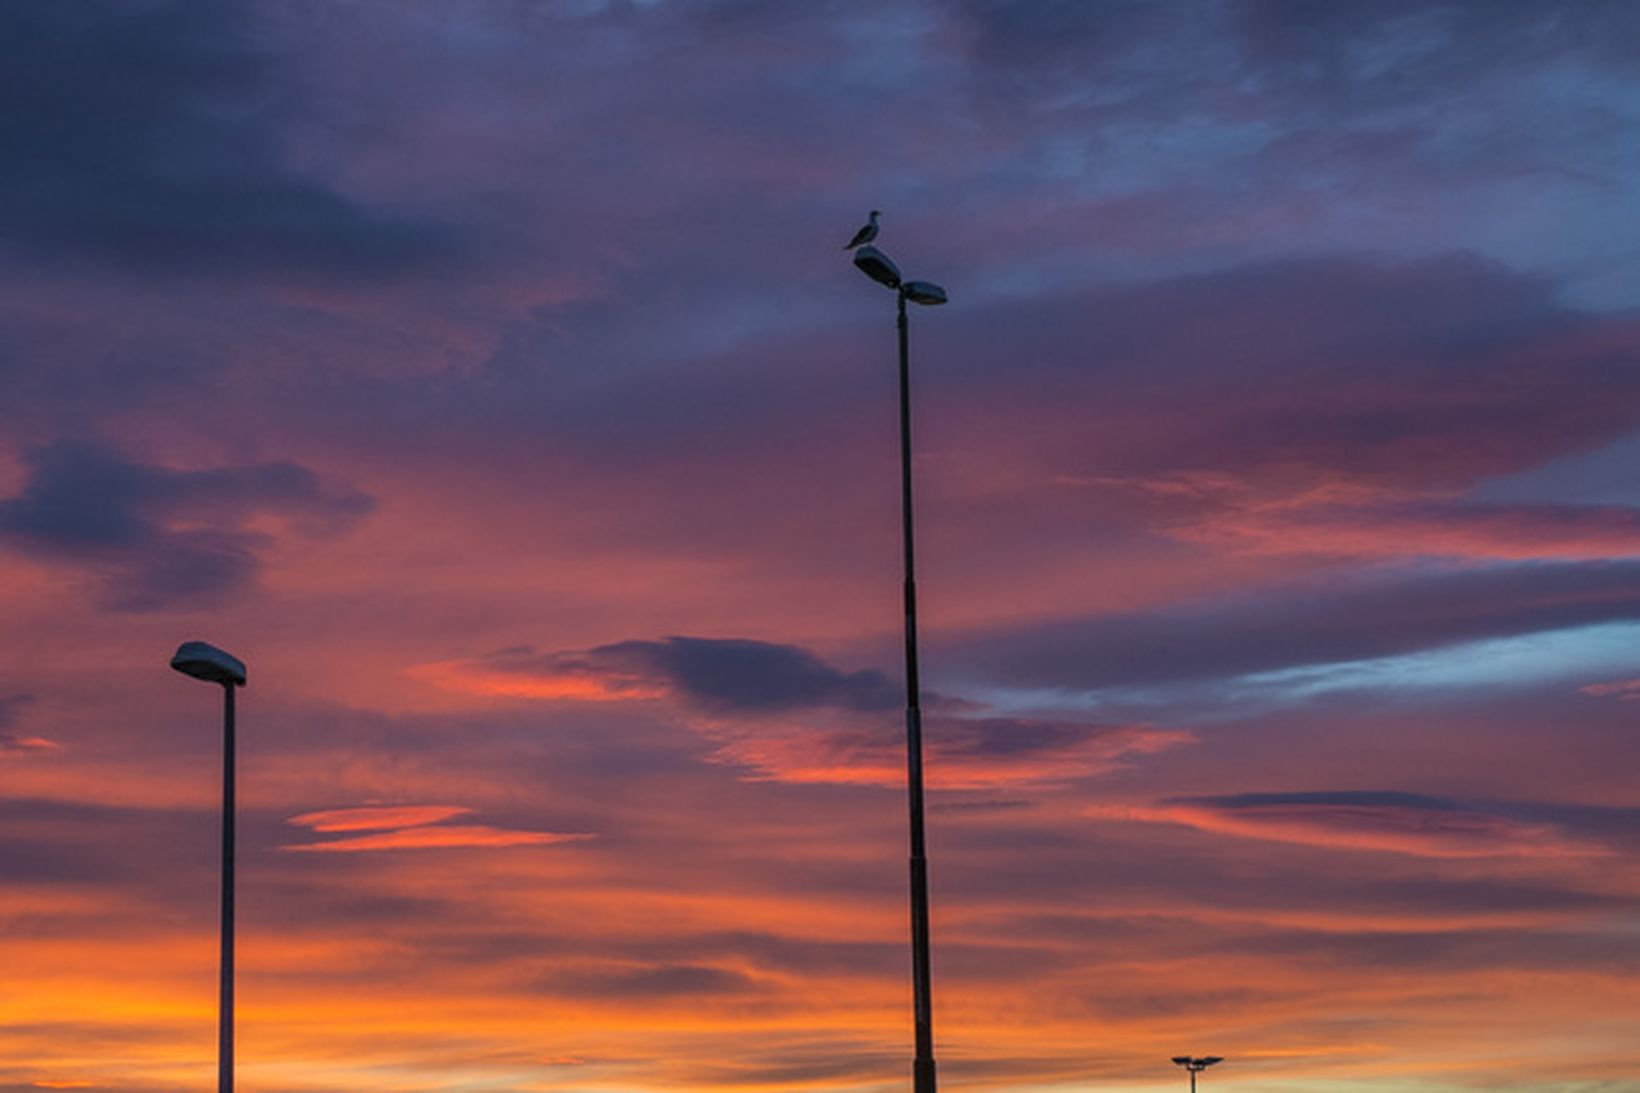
171 641 248 1093
853 242 948 1093
1172 1055 1225 1093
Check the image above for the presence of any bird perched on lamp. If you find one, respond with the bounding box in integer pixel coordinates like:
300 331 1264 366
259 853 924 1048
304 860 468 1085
845 210 881 249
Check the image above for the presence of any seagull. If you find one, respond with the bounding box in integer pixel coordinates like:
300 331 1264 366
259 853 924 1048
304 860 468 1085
844 210 881 250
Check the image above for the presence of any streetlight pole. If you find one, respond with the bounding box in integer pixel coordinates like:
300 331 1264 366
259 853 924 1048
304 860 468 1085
853 242 947 1093
172 641 248 1093
897 284 935 1093
1172 1055 1225 1093
218 679 235 1093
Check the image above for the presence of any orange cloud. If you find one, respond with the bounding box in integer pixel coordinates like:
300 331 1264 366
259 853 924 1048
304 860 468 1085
407 657 667 701
0 733 60 754
287 805 472 832
282 802 593 853
283 824 594 853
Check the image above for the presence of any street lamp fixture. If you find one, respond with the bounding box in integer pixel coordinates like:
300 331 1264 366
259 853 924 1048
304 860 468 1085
853 244 902 289
902 281 947 307
172 640 247 1093
852 233 948 1093
1172 1055 1225 1093
172 641 247 686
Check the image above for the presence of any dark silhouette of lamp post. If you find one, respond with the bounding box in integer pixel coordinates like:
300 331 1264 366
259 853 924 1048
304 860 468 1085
1172 1055 1225 1093
852 240 947 1093
171 641 248 1093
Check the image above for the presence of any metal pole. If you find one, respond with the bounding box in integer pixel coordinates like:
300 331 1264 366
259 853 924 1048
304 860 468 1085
1191 1068 1197 1093
219 682 235 1093
898 288 938 1093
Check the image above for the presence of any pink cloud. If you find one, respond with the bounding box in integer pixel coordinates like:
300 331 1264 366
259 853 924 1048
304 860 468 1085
1579 678 1640 701
0 732 60 754
286 804 472 832
1087 472 1640 562
709 717 1192 790
1089 793 1608 859
410 636 1192 789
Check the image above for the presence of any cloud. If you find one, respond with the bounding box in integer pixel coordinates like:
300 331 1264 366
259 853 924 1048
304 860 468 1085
1101 472 1640 562
946 560 1640 692
0 695 56 754
545 963 755 1001
282 803 591 853
0 734 59 756
1579 678 1640 701
0 798 217 891
415 254 1640 653
0 440 373 609
415 635 1191 788
416 636 897 712
711 716 1191 790
284 825 593 854
286 805 473 833
0 1 464 277
935 255 1640 491
665 1043 902 1090
1090 791 1611 859
1231 0 1640 87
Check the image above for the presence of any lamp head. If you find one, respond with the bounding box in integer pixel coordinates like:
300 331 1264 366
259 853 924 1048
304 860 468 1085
852 245 901 289
171 641 246 687
1172 1056 1224 1072
902 280 947 306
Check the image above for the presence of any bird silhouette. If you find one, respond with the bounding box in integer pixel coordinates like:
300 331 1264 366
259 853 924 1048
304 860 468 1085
845 210 881 249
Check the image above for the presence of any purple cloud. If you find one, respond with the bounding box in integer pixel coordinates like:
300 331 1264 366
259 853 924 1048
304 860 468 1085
544 963 755 1001
0 440 373 609
945 560 1640 692
0 1 465 277
418 636 896 711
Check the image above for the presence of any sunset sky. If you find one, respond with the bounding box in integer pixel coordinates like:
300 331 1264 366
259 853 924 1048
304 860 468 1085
5 2 1640 1091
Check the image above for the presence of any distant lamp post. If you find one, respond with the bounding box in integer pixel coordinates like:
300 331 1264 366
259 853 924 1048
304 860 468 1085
852 238 948 1093
171 641 247 1093
1172 1055 1225 1093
